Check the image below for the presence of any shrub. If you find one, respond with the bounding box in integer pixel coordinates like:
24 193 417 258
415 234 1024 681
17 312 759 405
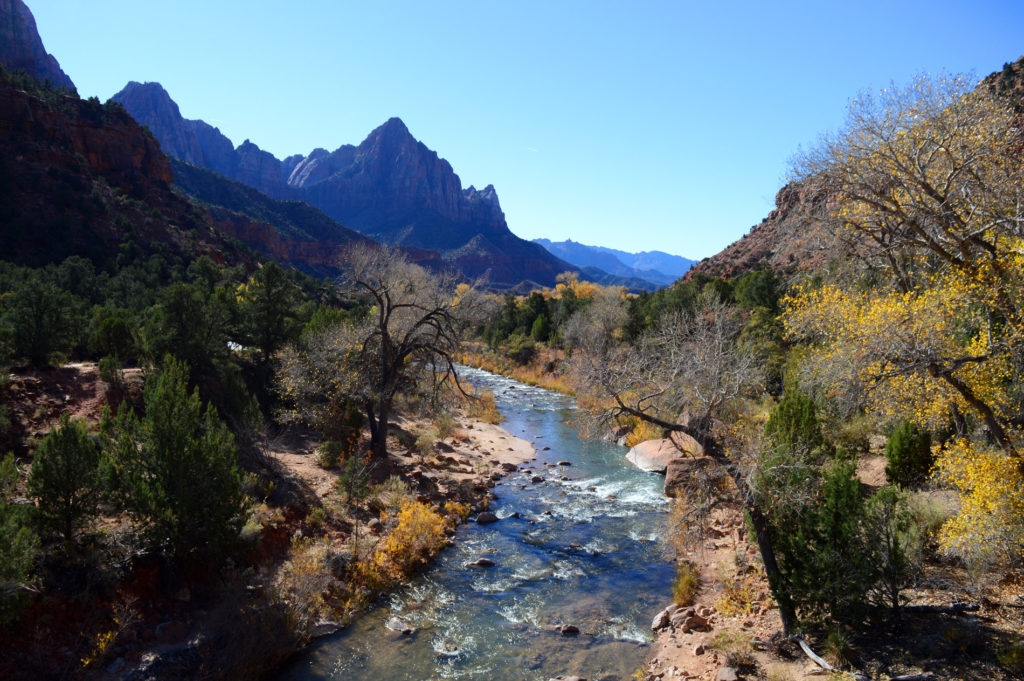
711 627 756 667
764 390 825 454
103 356 246 559
773 459 874 624
97 355 124 389
885 421 932 488
415 427 439 457
315 441 345 469
336 453 371 505
90 315 136 362
28 414 103 543
672 560 700 606
467 389 502 424
434 413 456 440
625 419 663 449
1 453 38 622
503 333 536 365
372 501 447 578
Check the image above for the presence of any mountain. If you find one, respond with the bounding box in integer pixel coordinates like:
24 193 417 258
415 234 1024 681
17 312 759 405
0 0 74 91
112 83 579 289
0 70 256 272
688 58 1024 282
684 180 834 279
533 238 694 288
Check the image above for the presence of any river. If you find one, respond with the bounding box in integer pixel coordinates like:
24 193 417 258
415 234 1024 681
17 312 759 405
275 367 674 681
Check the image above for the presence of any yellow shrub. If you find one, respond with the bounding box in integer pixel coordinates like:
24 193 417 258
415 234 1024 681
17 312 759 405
625 420 664 449
468 390 503 424
444 500 471 525
935 438 1024 566
373 501 448 578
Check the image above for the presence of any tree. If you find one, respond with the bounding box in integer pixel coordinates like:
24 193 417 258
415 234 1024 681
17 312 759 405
568 293 803 631
143 282 234 379
238 262 301 365
786 73 1024 565
277 245 482 462
28 414 103 544
103 356 245 559
2 274 83 366
0 453 37 622
788 74 1024 450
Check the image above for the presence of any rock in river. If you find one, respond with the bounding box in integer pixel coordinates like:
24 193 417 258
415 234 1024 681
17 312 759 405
476 511 499 524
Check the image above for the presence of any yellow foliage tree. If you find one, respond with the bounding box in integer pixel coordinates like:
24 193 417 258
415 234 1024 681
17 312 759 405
786 73 1024 564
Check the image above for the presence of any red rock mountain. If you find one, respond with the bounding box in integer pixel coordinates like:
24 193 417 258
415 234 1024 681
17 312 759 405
0 0 74 90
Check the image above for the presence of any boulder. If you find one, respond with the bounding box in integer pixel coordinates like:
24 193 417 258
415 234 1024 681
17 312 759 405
385 617 415 635
651 608 672 631
717 668 739 681
625 438 682 473
681 614 708 633
476 511 499 524
604 425 630 442
466 557 495 567
559 624 580 636
311 620 343 638
664 457 715 498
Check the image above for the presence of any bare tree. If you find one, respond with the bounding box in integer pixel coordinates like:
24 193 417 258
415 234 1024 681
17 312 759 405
278 244 484 464
570 293 798 632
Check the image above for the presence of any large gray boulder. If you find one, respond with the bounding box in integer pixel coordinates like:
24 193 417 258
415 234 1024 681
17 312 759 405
625 433 704 473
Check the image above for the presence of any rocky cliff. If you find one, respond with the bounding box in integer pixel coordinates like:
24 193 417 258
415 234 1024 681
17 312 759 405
113 83 578 288
0 72 256 271
685 180 834 280
0 0 74 90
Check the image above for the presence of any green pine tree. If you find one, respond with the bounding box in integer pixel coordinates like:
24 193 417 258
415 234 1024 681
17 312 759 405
104 356 246 559
28 414 102 543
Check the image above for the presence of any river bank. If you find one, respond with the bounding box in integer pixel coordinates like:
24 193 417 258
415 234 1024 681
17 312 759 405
107 410 541 681
275 367 675 681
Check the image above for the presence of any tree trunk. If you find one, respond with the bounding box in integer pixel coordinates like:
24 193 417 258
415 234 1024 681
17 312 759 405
747 503 796 634
371 400 391 461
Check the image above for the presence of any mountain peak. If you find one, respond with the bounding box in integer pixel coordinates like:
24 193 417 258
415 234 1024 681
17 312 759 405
113 81 181 118
0 0 75 90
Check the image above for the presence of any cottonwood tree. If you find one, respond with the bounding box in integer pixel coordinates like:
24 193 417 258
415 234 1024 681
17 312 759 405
278 245 483 462
786 73 1024 565
568 293 804 631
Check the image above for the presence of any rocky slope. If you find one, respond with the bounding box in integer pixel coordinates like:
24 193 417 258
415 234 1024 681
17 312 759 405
0 0 74 90
0 71 257 271
685 179 834 280
112 82 580 288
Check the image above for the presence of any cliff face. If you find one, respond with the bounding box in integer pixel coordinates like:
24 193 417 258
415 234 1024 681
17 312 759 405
0 73 256 271
112 82 238 177
113 82 577 288
0 0 74 90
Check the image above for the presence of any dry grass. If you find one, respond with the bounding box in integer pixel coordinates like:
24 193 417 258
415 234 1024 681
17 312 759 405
710 626 756 667
673 560 701 606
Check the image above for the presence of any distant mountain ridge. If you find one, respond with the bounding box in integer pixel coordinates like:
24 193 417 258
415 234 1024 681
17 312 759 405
532 238 694 288
0 0 74 90
112 82 581 289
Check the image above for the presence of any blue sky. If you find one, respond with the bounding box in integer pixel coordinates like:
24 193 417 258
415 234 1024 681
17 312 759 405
27 1 1024 259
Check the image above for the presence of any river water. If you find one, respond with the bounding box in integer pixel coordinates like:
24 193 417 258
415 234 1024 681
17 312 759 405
276 367 673 681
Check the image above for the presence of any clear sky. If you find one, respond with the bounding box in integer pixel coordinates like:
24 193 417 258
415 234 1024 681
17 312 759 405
26 1 1024 259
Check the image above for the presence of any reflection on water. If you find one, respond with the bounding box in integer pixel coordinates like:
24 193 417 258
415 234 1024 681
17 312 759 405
275 367 673 681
